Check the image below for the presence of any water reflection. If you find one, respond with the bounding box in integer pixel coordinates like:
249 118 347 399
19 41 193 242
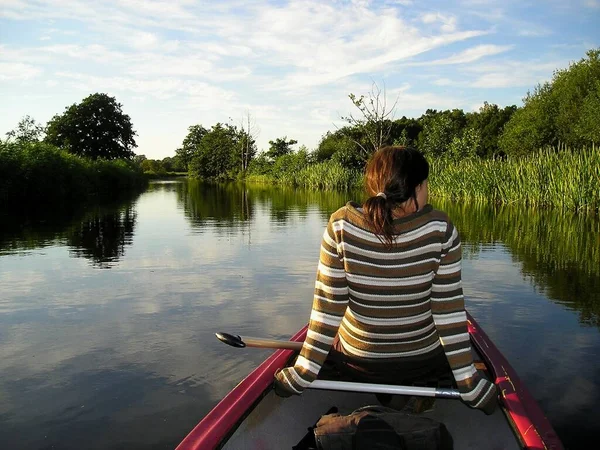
176 180 356 228
433 199 600 327
67 207 136 269
0 193 140 268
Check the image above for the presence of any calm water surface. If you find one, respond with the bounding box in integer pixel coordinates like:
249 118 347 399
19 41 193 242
1 180 599 449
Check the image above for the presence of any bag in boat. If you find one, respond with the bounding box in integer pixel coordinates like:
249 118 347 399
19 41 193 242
312 405 453 450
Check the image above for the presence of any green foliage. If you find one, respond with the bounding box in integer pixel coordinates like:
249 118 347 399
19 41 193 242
0 141 146 211
500 49 600 156
314 131 364 169
188 123 243 180
417 109 466 157
177 124 208 171
5 115 45 144
466 103 517 158
448 127 480 160
429 145 600 211
266 136 297 159
45 93 137 160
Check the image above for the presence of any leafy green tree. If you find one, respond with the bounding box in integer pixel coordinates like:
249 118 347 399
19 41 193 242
5 115 45 144
448 127 480 160
391 117 422 147
247 153 273 176
177 124 208 170
266 136 297 159
188 123 242 179
467 103 517 158
45 93 137 160
500 48 600 156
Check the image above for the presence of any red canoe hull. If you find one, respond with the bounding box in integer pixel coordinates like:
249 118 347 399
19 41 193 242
176 314 563 450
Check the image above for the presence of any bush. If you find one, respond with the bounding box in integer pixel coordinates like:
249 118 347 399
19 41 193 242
0 141 146 211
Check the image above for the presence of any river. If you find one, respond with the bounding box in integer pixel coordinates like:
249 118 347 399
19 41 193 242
1 179 599 449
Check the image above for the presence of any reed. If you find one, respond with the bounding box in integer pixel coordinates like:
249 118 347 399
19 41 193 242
428 145 600 211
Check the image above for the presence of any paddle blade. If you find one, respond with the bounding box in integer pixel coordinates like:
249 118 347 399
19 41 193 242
215 332 246 348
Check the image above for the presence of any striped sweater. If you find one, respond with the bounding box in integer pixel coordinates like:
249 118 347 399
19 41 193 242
276 202 497 411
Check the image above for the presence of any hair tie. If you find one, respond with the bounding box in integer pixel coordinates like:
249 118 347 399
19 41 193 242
376 192 387 199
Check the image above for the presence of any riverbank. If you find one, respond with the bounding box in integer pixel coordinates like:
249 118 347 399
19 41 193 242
246 146 600 212
0 141 147 213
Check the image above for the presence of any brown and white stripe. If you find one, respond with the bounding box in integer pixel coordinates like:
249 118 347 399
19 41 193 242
276 202 496 411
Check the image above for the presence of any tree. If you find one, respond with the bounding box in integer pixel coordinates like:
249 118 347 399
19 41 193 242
417 109 467 157
448 127 480 160
5 115 45 144
45 93 137 160
266 136 297 160
239 111 259 171
340 82 398 156
188 123 242 179
500 48 600 156
177 124 208 171
466 102 517 158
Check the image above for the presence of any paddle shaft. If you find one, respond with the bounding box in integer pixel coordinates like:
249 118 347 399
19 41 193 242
216 332 462 399
308 380 460 399
243 337 303 350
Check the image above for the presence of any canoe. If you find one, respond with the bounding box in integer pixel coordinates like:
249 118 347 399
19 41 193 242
176 313 563 450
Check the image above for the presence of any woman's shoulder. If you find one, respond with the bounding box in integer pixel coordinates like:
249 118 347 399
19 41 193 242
329 201 364 222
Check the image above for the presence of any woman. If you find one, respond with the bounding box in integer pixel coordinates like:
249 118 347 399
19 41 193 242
274 146 497 414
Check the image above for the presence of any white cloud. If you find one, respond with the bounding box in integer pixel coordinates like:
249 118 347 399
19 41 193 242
0 62 42 80
418 44 513 65
584 0 599 8
420 12 457 32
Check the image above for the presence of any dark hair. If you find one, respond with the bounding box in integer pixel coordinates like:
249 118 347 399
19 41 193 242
363 146 429 247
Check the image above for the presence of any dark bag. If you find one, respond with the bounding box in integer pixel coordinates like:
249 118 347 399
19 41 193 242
313 405 453 450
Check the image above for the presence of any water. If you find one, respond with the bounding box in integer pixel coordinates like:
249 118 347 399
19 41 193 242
0 179 598 450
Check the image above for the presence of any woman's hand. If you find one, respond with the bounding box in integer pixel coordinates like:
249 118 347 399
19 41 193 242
273 369 299 398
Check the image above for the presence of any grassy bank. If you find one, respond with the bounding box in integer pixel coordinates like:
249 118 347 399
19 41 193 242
0 141 147 212
246 146 600 212
429 146 600 211
247 160 361 190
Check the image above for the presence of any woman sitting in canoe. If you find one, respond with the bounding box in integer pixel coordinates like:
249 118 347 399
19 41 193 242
274 145 497 414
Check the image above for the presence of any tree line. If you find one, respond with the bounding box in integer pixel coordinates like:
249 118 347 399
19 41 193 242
175 48 598 180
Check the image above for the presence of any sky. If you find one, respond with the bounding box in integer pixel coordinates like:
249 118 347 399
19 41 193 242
0 0 598 159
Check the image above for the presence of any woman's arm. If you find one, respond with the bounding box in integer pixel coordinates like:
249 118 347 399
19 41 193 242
274 219 349 395
431 221 497 414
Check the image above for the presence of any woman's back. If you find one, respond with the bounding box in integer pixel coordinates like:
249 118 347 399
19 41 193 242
330 201 454 361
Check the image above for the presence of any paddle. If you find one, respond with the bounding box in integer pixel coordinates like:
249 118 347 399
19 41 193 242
215 332 461 399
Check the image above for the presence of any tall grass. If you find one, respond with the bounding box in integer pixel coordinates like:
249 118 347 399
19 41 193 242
0 141 147 212
429 145 600 211
247 160 361 190
247 145 599 212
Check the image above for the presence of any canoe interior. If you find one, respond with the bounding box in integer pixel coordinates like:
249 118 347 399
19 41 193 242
222 347 521 450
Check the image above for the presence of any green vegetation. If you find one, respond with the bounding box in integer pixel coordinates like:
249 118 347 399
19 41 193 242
0 141 146 212
2 93 147 212
46 93 137 160
429 145 600 211
434 198 600 327
499 49 600 156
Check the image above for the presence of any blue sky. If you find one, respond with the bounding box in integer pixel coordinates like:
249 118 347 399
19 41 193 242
1 0 598 159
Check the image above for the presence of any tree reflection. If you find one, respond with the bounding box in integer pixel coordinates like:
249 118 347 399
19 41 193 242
66 207 137 268
434 199 600 327
177 179 356 231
